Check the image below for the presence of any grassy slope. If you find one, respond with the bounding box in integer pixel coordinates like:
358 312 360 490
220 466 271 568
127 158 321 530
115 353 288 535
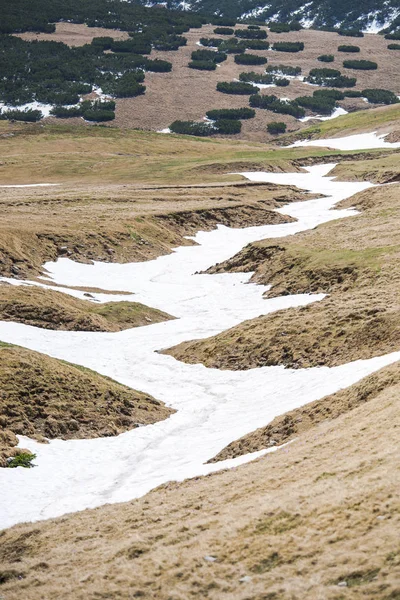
0 119 397 186
1 362 399 599
0 344 174 465
0 285 172 331
285 102 400 142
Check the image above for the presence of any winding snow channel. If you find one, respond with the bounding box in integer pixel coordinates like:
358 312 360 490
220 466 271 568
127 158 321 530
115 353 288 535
1 163 400 529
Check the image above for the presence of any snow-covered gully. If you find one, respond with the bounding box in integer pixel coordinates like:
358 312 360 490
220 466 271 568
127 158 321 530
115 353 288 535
1 162 400 529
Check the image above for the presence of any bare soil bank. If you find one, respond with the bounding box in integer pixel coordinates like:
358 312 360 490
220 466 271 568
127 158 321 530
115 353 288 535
1 362 399 599
166 181 400 370
0 344 174 466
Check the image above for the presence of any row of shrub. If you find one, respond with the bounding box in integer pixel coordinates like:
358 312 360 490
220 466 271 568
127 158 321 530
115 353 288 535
338 45 360 52
191 49 227 63
272 41 304 52
234 53 268 65
51 99 117 121
235 28 268 40
249 94 305 118
206 107 255 120
343 60 377 70
170 119 241 136
216 81 256 94
305 68 356 87
214 27 234 35
269 22 302 33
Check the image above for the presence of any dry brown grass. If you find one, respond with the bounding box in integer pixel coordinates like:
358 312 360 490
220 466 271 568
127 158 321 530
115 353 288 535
166 180 400 370
15 22 129 47
211 361 400 462
0 361 399 599
0 285 172 331
0 344 173 465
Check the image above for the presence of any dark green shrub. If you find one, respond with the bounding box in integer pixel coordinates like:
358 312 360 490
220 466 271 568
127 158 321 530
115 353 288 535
50 106 82 118
249 94 305 117
219 38 246 54
266 64 301 76
213 27 234 35
242 40 270 50
7 453 36 468
362 88 400 104
170 120 214 136
146 59 172 72
217 81 256 94
247 25 260 30
338 45 360 52
83 109 115 122
234 53 268 65
191 49 227 63
269 23 291 33
189 60 216 70
211 17 236 27
338 29 364 37
318 54 334 62
275 78 289 86
111 38 151 55
343 89 362 97
1 109 43 122
314 89 344 100
206 107 255 120
267 121 286 134
388 43 400 49
239 72 273 84
91 36 114 50
384 32 400 40
114 74 146 98
272 42 304 52
295 95 336 115
215 119 242 134
153 35 187 51
199 37 223 47
309 67 341 78
235 29 267 40
306 68 356 87
269 22 302 33
343 60 377 70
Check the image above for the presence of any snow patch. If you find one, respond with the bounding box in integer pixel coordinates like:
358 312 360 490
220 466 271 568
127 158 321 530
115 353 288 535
287 132 400 150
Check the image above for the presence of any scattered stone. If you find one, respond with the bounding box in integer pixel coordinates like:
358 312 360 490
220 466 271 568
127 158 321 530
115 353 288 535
337 581 348 587
239 576 252 583
204 555 217 562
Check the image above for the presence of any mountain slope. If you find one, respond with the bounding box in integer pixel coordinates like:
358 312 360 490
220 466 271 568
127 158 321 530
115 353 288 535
175 0 400 31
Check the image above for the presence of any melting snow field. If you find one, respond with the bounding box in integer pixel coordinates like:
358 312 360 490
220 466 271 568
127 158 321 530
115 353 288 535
1 163 400 530
287 131 400 150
